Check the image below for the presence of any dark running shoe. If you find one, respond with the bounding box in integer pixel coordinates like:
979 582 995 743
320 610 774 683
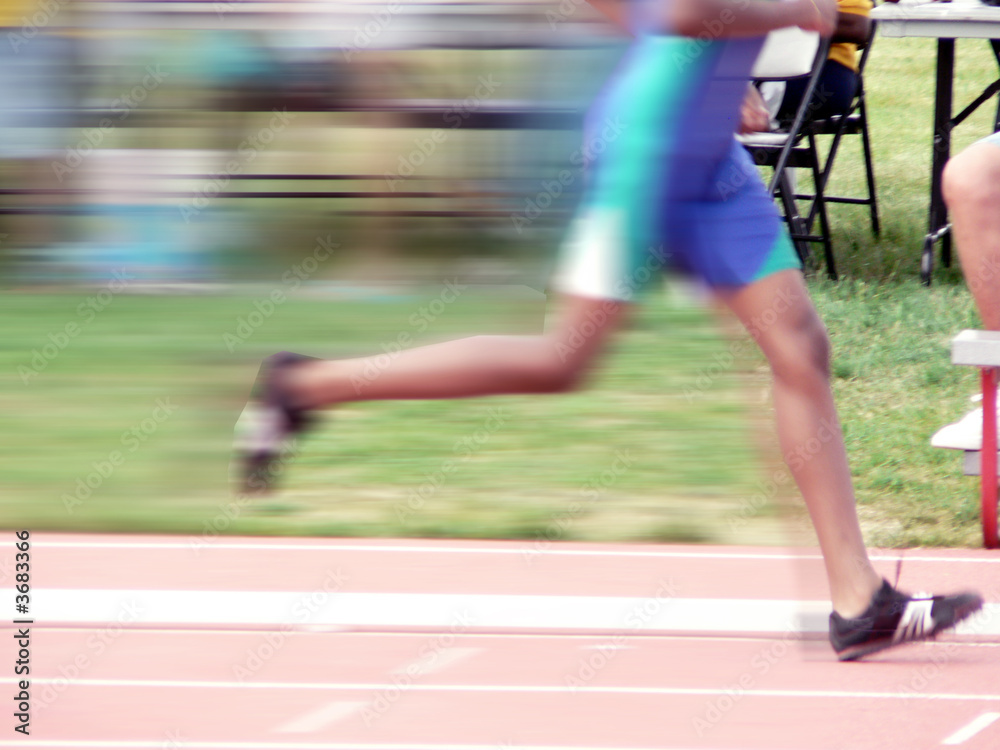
830 579 984 661
232 351 316 496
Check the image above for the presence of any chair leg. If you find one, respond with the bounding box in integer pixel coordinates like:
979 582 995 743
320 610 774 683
808 132 837 280
777 171 811 266
859 99 880 237
806 126 844 235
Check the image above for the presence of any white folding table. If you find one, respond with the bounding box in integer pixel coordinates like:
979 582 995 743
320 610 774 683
870 0 1000 284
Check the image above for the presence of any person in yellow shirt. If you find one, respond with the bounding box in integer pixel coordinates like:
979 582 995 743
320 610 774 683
775 0 873 124
0 0 33 28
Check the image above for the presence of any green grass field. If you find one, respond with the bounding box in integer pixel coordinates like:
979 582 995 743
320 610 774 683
1 34 997 548
0 277 988 548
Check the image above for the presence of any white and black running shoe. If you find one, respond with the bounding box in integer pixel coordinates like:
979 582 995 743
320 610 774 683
232 351 315 496
830 579 983 661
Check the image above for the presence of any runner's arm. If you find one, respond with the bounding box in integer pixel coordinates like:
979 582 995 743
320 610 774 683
586 0 633 35
832 8 871 45
661 0 837 38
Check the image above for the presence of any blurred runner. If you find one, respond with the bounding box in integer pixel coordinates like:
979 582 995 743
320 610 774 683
235 0 983 661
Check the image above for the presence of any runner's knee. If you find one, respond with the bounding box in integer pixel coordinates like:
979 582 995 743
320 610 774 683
944 147 1000 211
765 310 831 385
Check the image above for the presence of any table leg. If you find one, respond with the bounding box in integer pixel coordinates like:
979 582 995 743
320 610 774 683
922 39 955 285
983 367 998 549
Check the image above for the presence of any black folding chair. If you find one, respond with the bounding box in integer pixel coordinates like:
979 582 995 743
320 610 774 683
739 29 836 277
799 21 881 245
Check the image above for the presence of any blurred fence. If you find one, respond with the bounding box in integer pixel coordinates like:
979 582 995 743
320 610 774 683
1 0 627 282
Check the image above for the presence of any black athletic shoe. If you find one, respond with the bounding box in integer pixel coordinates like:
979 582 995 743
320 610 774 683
829 579 984 661
232 351 316 496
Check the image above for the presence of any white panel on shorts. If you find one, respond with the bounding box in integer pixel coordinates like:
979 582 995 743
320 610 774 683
550 207 634 302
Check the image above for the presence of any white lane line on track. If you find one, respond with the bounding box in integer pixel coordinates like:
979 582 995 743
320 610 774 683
942 711 1000 745
0 743 811 750
35 540 825 558
27 628 793 641
391 646 481 677
274 701 368 733
274 647 479 733
7 677 1000 701
31 628 1000 647
6 589 827 632
27 539 1000 564
9 589 998 635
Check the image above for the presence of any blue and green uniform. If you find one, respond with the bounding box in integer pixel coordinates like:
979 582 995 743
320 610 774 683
553 3 800 300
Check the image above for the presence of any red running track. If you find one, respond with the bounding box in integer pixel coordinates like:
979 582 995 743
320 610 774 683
1 534 999 750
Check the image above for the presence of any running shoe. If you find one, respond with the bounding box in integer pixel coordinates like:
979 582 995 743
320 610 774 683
829 579 984 661
232 351 315 495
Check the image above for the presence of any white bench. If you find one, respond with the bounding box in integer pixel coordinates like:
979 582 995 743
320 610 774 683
950 330 1000 548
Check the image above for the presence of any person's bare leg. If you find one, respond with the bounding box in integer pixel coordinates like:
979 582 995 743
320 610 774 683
284 294 629 407
715 270 882 617
943 140 1000 330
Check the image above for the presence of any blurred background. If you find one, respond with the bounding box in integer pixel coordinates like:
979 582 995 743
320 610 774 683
1 0 786 545
0 0 992 547
1 0 633 285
